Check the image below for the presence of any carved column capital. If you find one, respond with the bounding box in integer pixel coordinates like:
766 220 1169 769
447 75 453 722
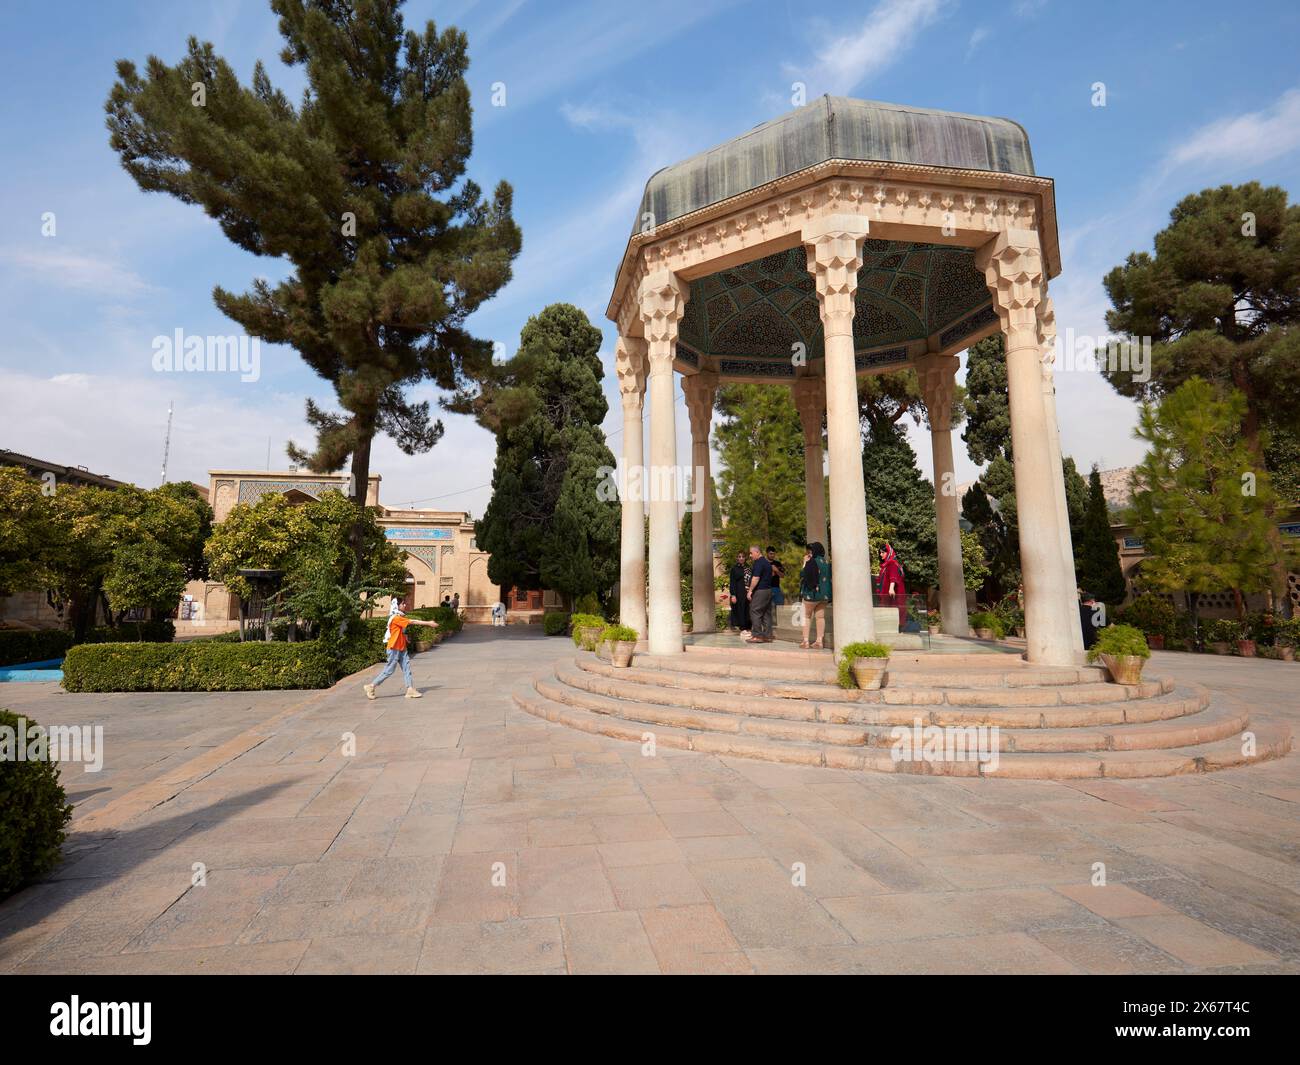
976 229 1044 340
615 335 648 408
638 270 689 374
802 215 869 336
914 353 960 433
681 370 718 441
791 376 827 446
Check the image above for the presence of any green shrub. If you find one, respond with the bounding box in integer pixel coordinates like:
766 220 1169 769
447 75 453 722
543 612 570 636
1116 593 1177 638
570 613 604 647
195 630 243 643
601 623 638 643
715 605 730 630
0 709 73 898
573 593 603 618
1086 623 1152 663
62 641 335 692
407 606 463 633
0 629 73 667
836 640 892 689
1276 617 1300 647
1204 618 1244 643
969 611 1006 638
681 610 692 630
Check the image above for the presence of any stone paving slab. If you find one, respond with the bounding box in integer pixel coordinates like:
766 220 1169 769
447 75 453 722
0 628 1297 974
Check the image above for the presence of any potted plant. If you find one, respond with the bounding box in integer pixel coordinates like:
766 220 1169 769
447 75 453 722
969 611 1005 641
1276 618 1299 663
1087 623 1151 684
570 613 606 652
601 624 639 667
927 611 942 637
837 641 892 690
1203 618 1240 655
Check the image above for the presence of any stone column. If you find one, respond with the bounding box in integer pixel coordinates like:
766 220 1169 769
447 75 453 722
1037 295 1079 603
977 231 1082 665
915 352 969 637
615 335 647 639
803 214 875 649
682 370 718 634
792 377 828 551
639 271 688 655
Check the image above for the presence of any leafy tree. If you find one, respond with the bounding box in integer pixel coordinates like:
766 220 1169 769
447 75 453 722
1127 378 1292 619
205 490 405 604
0 466 55 594
961 335 1011 464
1077 466 1127 605
1102 182 1300 613
472 304 619 609
106 0 521 577
714 384 807 560
102 542 188 631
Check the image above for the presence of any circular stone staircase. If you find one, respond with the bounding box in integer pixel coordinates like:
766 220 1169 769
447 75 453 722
512 644 1292 780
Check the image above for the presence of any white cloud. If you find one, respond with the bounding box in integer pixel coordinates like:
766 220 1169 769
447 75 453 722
966 26 990 60
1164 87 1300 171
0 246 153 297
790 0 953 96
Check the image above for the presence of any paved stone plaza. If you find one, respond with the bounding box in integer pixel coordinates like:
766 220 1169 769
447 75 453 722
0 628 1297 975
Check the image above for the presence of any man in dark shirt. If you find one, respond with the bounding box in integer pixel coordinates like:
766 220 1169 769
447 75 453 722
1079 591 1102 651
746 544 775 643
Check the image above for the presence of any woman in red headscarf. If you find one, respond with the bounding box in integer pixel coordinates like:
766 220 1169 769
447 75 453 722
876 542 908 628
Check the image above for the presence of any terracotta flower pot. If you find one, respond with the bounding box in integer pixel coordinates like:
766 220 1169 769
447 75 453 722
1237 639 1257 658
927 625 941 637
610 640 635 668
1280 644 1296 662
974 627 994 640
1209 641 1231 656
850 658 887 690
1146 634 1165 650
1100 653 1145 685
578 626 603 652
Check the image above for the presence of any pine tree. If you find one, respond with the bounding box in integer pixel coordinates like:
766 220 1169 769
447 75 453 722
473 305 619 609
106 0 521 576
1128 378 1290 619
1103 182 1300 613
1078 466 1126 604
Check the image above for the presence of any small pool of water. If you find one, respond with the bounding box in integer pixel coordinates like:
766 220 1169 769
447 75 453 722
0 658 65 683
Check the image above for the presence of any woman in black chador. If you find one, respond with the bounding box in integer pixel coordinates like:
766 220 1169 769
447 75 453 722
728 550 751 632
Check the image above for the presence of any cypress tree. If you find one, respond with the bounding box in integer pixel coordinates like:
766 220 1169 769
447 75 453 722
473 305 619 609
1078 466 1127 605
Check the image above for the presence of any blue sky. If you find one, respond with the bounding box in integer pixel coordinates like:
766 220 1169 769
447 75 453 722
2 0 1298 516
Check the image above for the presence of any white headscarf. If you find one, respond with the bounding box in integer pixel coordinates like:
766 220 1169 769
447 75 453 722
384 597 403 645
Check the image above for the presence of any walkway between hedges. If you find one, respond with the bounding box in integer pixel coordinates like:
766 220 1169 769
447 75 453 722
0 631 1297 974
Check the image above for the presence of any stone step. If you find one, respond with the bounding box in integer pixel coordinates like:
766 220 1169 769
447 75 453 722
543 671 1242 753
511 682 1291 779
575 654 1177 712
627 648 1118 689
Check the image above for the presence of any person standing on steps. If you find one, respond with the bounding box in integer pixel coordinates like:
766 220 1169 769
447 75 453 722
364 597 425 700
799 541 831 649
728 550 751 633
746 544 775 644
451 592 460 612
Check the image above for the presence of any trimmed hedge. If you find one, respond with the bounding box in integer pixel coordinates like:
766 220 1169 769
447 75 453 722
0 708 74 897
543 611 570 636
62 641 335 692
59 611 456 693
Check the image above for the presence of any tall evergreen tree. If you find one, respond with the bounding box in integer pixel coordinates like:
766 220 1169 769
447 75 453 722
1078 466 1127 604
472 305 619 609
713 385 807 559
1103 182 1300 613
106 0 521 576
1128 378 1291 619
861 422 938 588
